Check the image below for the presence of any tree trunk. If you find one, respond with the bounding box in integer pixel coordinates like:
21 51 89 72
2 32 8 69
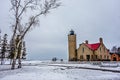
11 37 22 69
18 49 22 68
1 54 5 65
10 59 12 65
18 58 21 68
11 48 18 69
11 59 16 69
1 59 4 65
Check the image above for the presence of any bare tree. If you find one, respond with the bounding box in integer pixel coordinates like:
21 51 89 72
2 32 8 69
10 0 61 69
111 46 117 53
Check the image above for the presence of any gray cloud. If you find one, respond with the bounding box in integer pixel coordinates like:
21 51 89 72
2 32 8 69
0 0 120 60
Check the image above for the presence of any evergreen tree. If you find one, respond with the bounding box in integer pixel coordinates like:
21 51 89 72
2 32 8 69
1 34 8 65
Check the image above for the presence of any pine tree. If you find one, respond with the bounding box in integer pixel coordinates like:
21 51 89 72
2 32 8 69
1 34 8 65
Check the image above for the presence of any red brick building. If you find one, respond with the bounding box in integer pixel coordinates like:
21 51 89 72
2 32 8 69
111 53 120 61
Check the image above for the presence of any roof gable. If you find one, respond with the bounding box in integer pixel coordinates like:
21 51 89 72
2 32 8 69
85 43 101 51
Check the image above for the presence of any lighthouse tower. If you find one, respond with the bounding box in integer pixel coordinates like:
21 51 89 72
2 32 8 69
68 30 77 61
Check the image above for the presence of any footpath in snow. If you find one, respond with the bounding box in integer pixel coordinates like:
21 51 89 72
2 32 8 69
48 61 120 73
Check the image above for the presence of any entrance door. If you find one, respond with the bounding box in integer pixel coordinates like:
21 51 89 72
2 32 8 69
113 57 117 61
86 55 90 61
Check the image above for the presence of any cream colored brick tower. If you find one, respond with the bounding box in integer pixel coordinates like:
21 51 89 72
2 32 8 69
68 30 77 61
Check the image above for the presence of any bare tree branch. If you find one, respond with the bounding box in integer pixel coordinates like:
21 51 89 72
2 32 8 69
20 0 61 40
10 0 61 69
18 0 34 18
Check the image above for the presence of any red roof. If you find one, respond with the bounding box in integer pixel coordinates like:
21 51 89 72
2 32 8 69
85 43 101 51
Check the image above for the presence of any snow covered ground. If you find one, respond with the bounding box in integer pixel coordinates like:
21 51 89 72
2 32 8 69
0 61 120 80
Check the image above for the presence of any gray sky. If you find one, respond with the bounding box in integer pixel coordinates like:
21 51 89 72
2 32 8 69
0 0 120 60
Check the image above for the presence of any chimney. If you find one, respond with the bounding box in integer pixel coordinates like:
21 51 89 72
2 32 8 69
99 37 103 43
85 40 88 44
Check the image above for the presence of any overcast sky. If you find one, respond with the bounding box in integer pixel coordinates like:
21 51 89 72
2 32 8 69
0 0 120 60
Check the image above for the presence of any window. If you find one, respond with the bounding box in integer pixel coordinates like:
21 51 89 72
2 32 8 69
95 55 97 59
82 47 84 53
104 55 106 59
80 55 83 59
100 55 102 59
107 56 109 59
104 47 105 52
100 47 101 52
91 55 93 59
